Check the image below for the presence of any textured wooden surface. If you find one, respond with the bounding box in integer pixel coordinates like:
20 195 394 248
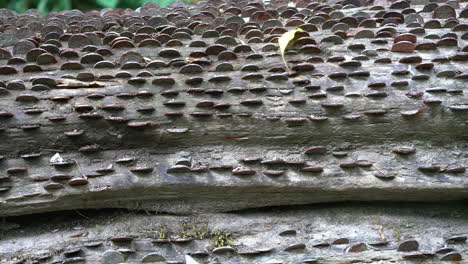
0 0 467 262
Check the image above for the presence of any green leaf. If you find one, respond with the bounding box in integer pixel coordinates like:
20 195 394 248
96 0 119 8
9 0 28 13
118 0 144 8
37 0 49 13
278 27 303 70
145 0 178 8
0 0 9 8
58 0 71 11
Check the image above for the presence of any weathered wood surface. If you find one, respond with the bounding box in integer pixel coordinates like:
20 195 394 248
1 203 468 264
0 0 467 262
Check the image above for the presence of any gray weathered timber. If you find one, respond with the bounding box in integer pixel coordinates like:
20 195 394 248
0 0 467 262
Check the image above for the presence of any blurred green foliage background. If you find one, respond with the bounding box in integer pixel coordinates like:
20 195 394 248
0 0 192 13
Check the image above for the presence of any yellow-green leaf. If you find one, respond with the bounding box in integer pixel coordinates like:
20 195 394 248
278 28 303 70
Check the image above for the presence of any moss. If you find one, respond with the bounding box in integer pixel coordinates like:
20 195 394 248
157 223 169 239
212 231 232 248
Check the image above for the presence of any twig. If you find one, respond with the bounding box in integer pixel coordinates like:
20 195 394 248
372 164 385 175
378 225 386 241
75 210 89 219
73 159 87 179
